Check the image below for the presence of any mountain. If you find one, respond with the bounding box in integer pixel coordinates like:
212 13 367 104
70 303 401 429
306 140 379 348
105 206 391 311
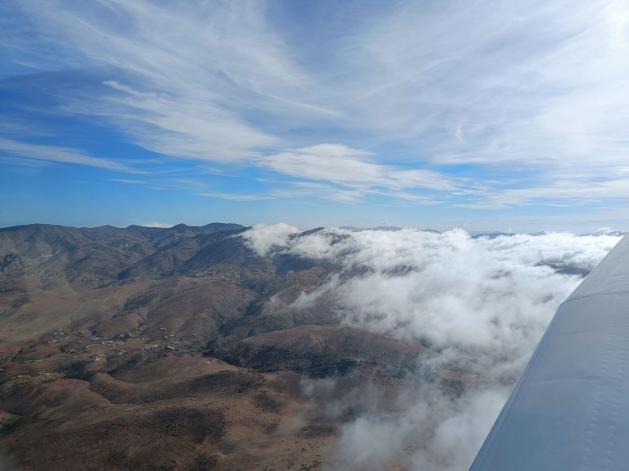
0 222 441 470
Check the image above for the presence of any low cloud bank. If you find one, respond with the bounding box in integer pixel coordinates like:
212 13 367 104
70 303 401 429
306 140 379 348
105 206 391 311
242 226 620 469
240 223 299 256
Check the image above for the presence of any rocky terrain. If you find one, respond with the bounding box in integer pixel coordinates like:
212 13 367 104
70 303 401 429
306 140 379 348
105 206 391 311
0 223 440 470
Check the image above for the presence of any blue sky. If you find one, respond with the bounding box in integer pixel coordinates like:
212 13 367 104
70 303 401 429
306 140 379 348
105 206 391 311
2 0 629 232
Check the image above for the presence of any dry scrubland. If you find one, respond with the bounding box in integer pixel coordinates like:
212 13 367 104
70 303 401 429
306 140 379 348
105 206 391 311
0 223 616 470
0 223 431 470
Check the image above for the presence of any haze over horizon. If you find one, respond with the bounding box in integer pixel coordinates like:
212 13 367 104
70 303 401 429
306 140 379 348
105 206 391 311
3 0 629 232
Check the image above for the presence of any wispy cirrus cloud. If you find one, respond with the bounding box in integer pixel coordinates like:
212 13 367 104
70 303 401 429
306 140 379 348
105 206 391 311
334 1 629 168
460 177 629 209
269 181 368 204
10 0 313 162
111 178 144 184
262 144 454 200
196 191 273 202
0 137 141 173
3 0 629 212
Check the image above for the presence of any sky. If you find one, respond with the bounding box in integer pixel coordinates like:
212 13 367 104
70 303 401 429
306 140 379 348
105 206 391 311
2 0 629 232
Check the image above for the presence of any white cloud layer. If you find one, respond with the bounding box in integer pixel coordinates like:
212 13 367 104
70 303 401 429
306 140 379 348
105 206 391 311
241 223 299 256
138 221 173 228
243 225 621 469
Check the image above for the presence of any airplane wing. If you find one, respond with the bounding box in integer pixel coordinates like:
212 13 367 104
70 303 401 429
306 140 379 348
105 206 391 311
471 235 629 470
